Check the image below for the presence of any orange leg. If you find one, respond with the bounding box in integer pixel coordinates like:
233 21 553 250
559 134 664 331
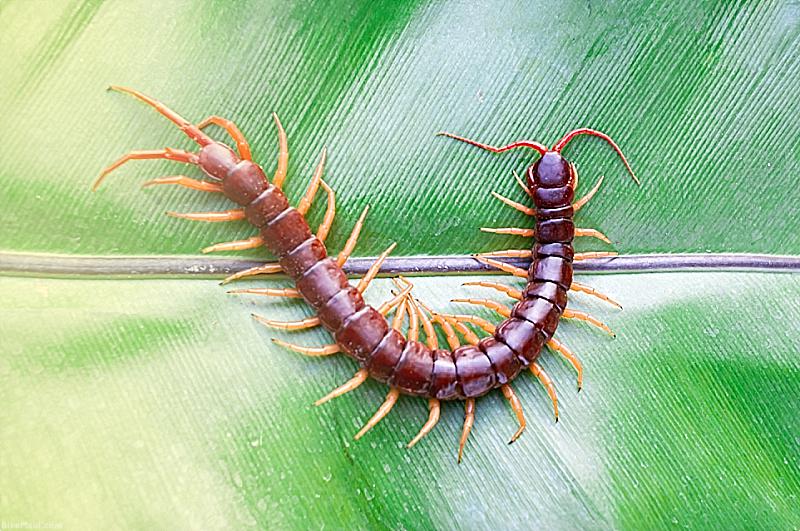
392 298 408 331
377 283 413 316
356 243 397 293
562 308 615 336
450 298 511 318
457 398 476 463
491 191 535 216
271 113 289 189
253 313 320 331
167 208 245 222
474 256 528 278
272 338 339 357
141 175 222 193
480 227 535 237
316 180 336 242
547 337 583 390
408 296 439 349
573 176 604 212
570 281 622 309
220 263 283 285
93 148 199 191
501 384 526 443
462 281 522 301
478 249 532 258
405 293 420 342
407 398 441 449
574 251 618 261
202 235 264 254
297 148 327 215
441 315 480 345
354 388 401 440
575 228 611 244
197 115 252 160
336 206 370 267
530 362 558 422
441 313 496 335
228 287 301 298
512 169 534 198
314 368 369 406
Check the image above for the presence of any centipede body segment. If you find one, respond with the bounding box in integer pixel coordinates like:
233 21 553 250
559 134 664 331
94 86 637 461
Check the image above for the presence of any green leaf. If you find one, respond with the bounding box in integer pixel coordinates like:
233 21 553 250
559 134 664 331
1 0 799 528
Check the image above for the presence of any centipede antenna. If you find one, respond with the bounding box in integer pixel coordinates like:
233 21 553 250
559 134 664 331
552 128 639 185
407 398 441 449
437 131 547 156
108 86 214 147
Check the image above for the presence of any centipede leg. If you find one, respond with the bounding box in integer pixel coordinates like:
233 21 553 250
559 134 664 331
141 175 222 193
450 298 511 318
253 313 320 331
297 148 327 215
491 191 535 216
575 228 611 244
271 339 340 357
440 313 496 335
197 115 252 160
573 251 618 261
572 176 604 212
480 227 535 237
314 369 369 406
570 281 622 309
167 208 245 222
336 206 370 267
501 384 526 443
477 249 532 258
562 308 615 336
354 388 401 440
530 362 559 422
356 243 397 293
202 235 264 253
462 281 522 301
547 337 583 390
457 398 476 463
473 256 528 278
93 148 199 191
408 295 439 349
220 263 283 285
407 398 441 449
513 170 534 198
228 287 301 298
441 315 480 345
316 180 335 242
271 113 289 189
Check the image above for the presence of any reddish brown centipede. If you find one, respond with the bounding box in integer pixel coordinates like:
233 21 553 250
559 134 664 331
94 87 638 462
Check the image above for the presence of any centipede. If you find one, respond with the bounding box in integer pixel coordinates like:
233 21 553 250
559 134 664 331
94 86 638 462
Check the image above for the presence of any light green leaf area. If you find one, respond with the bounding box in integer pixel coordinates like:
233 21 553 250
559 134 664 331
2 273 799 528
2 0 800 529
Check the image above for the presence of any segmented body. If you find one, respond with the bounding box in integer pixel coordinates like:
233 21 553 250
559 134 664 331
95 86 637 459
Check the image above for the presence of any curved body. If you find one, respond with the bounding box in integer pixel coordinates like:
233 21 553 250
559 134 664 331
206 143 574 400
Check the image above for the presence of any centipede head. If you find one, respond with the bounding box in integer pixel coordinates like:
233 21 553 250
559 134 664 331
526 151 575 190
